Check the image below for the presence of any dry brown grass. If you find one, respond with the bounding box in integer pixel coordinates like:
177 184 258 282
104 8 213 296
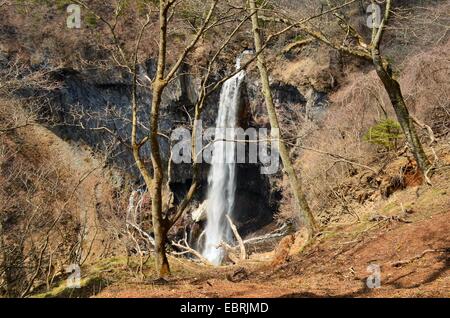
0 0 250 74
400 40 450 135
277 40 450 226
0 98 128 297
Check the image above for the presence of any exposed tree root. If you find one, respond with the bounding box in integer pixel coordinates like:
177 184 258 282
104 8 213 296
391 248 448 267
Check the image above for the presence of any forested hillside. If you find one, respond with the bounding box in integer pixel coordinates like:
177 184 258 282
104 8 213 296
0 0 449 298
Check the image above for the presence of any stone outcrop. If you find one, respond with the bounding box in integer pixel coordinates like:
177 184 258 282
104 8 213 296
6 44 335 237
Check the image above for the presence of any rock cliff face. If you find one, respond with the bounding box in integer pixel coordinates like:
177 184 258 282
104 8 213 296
30 51 333 235
1 9 339 233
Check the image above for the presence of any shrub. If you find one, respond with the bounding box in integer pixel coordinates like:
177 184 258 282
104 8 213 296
363 119 403 150
84 12 97 28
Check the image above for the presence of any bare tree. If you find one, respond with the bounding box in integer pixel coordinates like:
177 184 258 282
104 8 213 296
70 0 364 275
368 0 431 177
74 0 259 278
248 0 318 236
271 0 431 177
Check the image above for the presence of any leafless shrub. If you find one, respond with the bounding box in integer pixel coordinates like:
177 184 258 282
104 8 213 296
0 133 78 297
0 56 61 98
278 39 450 225
0 98 129 297
400 40 450 137
387 1 450 59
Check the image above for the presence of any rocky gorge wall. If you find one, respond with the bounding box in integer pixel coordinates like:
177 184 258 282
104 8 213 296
2 40 336 235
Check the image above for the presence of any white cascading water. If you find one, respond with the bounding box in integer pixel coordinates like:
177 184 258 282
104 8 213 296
202 54 247 265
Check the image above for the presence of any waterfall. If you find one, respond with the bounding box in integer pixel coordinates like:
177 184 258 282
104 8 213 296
202 54 247 265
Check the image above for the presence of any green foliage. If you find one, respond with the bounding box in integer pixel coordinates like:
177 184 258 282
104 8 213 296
292 34 306 42
179 7 201 29
84 12 98 28
55 0 72 10
364 119 403 150
14 0 68 8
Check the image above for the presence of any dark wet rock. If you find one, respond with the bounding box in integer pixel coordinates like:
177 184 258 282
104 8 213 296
26 58 323 235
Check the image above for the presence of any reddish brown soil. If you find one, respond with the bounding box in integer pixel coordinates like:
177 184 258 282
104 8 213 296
96 211 449 298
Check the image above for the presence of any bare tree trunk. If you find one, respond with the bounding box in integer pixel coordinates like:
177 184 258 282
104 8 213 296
372 57 430 173
149 79 170 277
72 0 220 277
297 0 430 176
148 1 172 278
125 12 169 278
370 0 430 174
248 0 318 235
145 0 218 277
153 219 170 277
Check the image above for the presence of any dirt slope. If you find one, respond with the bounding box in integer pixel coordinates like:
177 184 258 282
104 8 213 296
1 99 120 263
86 143 450 298
95 204 449 298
